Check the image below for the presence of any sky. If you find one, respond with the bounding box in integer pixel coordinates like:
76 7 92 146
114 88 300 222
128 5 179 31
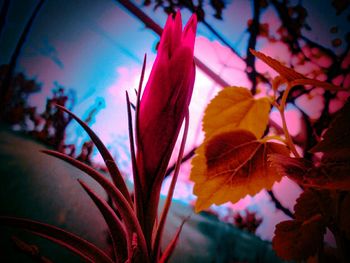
1 0 349 241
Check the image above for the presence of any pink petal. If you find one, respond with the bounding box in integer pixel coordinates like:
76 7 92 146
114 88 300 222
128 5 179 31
182 14 197 51
158 13 174 57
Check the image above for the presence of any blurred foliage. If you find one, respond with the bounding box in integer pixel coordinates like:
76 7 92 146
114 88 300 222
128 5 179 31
143 0 226 20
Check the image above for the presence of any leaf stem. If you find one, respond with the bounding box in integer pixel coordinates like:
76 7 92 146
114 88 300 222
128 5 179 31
276 83 300 158
260 135 286 144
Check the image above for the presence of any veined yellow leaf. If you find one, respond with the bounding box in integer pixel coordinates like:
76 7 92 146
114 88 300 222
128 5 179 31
191 130 289 212
203 87 271 139
250 49 344 91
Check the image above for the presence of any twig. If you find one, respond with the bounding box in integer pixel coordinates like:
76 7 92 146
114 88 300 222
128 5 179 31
0 0 10 38
115 0 230 87
0 0 46 118
164 147 196 178
267 190 294 219
245 0 262 95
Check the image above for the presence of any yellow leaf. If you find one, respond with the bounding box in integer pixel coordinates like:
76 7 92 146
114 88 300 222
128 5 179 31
203 87 271 139
191 129 289 212
250 49 344 91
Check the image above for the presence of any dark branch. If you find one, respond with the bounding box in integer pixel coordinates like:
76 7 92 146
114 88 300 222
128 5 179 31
0 0 10 38
245 0 262 95
267 190 294 219
0 0 46 118
164 148 196 178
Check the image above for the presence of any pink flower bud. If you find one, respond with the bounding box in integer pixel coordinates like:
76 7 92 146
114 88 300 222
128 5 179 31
136 11 197 240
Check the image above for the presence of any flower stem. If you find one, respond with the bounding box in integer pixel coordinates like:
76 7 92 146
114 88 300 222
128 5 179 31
152 110 190 261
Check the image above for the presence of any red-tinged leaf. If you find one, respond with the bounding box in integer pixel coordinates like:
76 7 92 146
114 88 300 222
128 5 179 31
339 193 350 239
159 217 188 263
0 216 113 263
153 111 189 261
272 216 326 261
290 78 344 91
78 179 129 263
191 130 289 212
135 54 147 151
11 236 40 257
41 150 150 262
250 49 305 82
251 49 343 90
203 87 271 139
310 98 350 159
294 190 334 222
268 154 312 181
126 91 144 225
269 154 350 190
55 105 132 205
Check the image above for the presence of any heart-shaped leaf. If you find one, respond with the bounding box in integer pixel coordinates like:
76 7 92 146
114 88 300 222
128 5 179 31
203 87 271 139
191 130 289 212
272 216 326 261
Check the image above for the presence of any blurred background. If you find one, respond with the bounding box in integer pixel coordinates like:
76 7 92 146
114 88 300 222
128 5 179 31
0 0 349 262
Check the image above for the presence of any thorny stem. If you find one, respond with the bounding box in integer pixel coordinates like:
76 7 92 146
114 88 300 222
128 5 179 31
275 83 300 158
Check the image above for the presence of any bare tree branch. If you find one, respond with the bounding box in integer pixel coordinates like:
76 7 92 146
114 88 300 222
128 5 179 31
0 0 46 118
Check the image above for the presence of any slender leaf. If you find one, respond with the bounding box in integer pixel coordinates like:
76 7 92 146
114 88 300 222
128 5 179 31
78 179 129 263
134 54 147 225
41 150 150 262
159 217 188 263
55 105 132 205
0 216 113 263
153 111 189 260
126 91 143 225
135 54 147 150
